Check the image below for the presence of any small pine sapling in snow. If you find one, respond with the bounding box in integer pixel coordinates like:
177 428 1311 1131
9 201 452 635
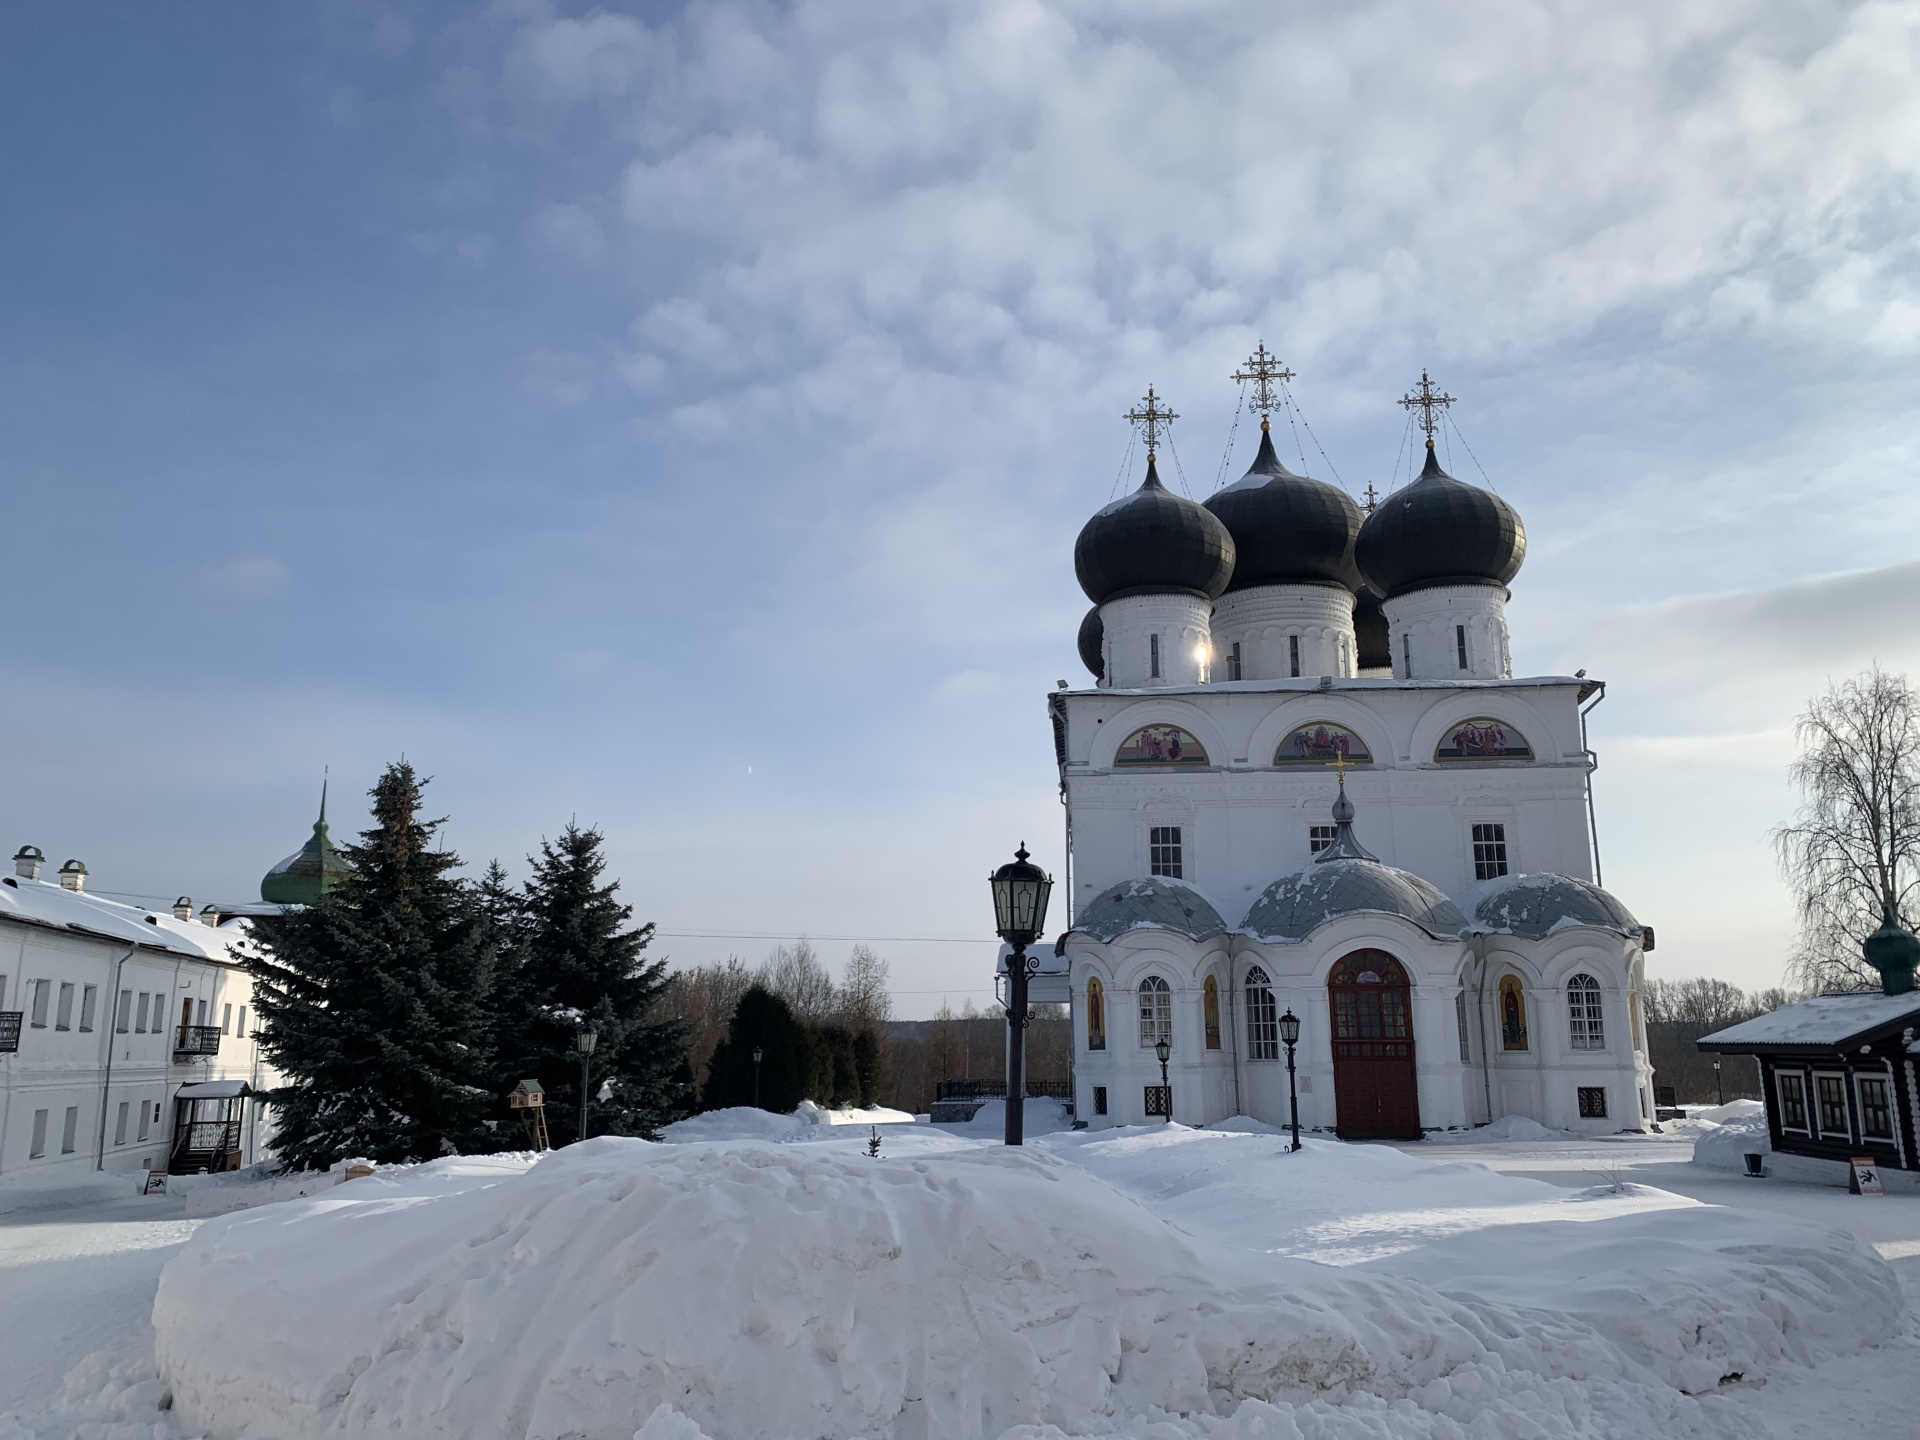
866 1126 882 1158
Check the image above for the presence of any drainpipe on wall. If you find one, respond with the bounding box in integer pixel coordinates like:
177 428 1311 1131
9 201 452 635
1226 944 1243 1118
94 943 138 1171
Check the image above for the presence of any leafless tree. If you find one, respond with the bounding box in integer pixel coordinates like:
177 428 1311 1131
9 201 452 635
758 939 838 1021
837 944 893 1032
660 956 754 1090
1773 665 1920 991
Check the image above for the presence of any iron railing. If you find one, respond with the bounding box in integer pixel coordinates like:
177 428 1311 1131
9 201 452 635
0 1011 20 1054
934 1078 1074 1102
173 1025 222 1058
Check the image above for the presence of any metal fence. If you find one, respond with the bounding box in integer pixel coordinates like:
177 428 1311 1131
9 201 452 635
934 1078 1074 1102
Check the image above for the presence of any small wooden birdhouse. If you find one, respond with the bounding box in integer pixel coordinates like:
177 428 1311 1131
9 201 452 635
509 1079 546 1110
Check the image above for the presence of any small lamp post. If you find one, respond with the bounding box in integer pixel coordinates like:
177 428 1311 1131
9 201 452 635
1713 1055 1723 1106
575 1027 598 1142
1154 1036 1171 1123
1278 1009 1302 1152
989 843 1053 1146
752 1046 765 1110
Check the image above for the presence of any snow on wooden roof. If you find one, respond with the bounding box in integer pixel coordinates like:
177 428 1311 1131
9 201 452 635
1698 991 1920 1051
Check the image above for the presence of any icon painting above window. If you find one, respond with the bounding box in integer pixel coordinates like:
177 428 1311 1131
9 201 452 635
1114 726 1209 767
1435 718 1532 762
1275 723 1371 767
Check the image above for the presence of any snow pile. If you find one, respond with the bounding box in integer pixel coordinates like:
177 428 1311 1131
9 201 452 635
1693 1113 1772 1173
1693 1099 1765 1125
1428 1113 1566 1142
0 1168 141 1215
151 1126 1902 1440
660 1103 920 1145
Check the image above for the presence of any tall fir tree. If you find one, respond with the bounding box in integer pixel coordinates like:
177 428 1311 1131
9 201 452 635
491 823 689 1141
249 763 496 1170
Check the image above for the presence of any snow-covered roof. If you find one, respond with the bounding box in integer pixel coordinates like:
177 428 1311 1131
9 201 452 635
1698 991 1920 1051
177 1080 253 1098
0 876 251 963
1072 877 1229 944
1242 857 1467 943
1467 872 1640 940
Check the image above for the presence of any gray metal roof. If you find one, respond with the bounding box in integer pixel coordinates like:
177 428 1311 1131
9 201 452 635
1469 873 1639 939
1073 877 1230 943
1242 858 1467 943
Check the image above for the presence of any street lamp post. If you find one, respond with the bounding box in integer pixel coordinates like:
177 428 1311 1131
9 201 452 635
1278 1009 1302 1152
575 1027 598 1142
752 1046 765 1110
1154 1037 1171 1123
989 843 1054 1147
1713 1055 1723 1106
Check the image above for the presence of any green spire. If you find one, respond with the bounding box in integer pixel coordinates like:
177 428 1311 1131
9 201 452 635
261 777 352 906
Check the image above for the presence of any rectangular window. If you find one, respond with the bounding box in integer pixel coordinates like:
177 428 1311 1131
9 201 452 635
136 993 150 1032
1455 991 1471 1063
116 989 132 1033
1245 980 1278 1060
80 985 97 1033
1092 1086 1108 1117
60 1106 79 1154
30 979 50 1028
1148 826 1183 879
1228 643 1242 681
1144 1085 1171 1117
0 975 6 1010
1289 634 1301 678
29 1109 48 1159
1815 1074 1850 1137
114 1101 130 1146
238 1005 248 1037
1472 823 1509 881
222 1003 233 1035
1402 633 1411 678
1456 624 1468 670
1858 1077 1893 1140
1149 634 1161 679
1577 1086 1608 1119
196 998 209 1026
137 1101 151 1142
1308 824 1337 854
55 982 75 1030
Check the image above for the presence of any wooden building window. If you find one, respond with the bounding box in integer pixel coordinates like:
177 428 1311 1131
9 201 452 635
1775 1071 1809 1132
1858 1077 1894 1141
1814 1073 1850 1138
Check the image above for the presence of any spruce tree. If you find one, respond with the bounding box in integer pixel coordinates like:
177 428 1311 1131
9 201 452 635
704 985 808 1112
250 763 495 1170
492 823 689 1142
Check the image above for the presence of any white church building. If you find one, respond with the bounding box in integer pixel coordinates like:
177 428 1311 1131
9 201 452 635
1044 365 1654 1139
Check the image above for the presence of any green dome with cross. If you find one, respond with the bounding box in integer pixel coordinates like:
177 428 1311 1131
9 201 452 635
261 781 351 906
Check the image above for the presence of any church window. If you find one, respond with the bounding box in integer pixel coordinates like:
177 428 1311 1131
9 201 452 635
1309 824 1336 854
1499 974 1528 1050
1289 635 1301 678
1775 1072 1809 1132
1455 624 1468 670
1455 991 1471 1062
1086 977 1106 1051
1858 1077 1893 1140
1092 1085 1108 1116
1203 975 1221 1049
1148 827 1183 877
1567 974 1605 1050
1228 643 1242 681
1150 634 1161 679
1814 1074 1849 1137
1138 975 1171 1048
1244 966 1278 1059
1472 823 1508 881
1576 1086 1607 1119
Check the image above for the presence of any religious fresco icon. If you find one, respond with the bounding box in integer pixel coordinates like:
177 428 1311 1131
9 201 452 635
1435 717 1533 762
1274 722 1372 767
1114 725 1209 767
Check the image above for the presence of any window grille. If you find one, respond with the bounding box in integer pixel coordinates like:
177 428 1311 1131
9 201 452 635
1228 643 1242 681
1144 1085 1171 1117
1775 1072 1809 1131
1456 624 1468 670
1815 1074 1849 1136
1289 634 1301 677
1309 824 1336 854
1577 1086 1608 1119
1150 634 1160 679
1148 826 1183 878
1092 1086 1108 1116
1472 823 1508 881
1567 974 1605 1050
1858 1077 1893 1140
1244 966 1278 1059
1137 975 1171 1047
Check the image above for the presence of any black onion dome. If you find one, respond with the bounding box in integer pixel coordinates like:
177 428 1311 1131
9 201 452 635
1074 457 1235 605
1354 443 1526 599
1353 584 1390 670
1077 607 1105 679
1204 427 1361 592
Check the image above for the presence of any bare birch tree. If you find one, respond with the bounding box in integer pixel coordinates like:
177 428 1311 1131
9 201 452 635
1773 665 1920 992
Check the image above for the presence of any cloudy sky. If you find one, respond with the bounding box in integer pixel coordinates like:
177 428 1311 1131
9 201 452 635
2 2 1917 1013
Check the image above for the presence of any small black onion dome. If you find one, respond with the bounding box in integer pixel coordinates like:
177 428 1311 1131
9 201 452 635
1077 607 1105 679
1354 443 1526 599
1353 585 1390 669
1074 457 1235 605
1204 427 1361 591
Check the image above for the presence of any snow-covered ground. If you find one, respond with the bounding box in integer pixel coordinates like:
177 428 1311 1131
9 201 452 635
0 1108 1912 1439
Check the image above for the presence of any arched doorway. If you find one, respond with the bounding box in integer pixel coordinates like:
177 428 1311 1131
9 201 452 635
1329 950 1420 1140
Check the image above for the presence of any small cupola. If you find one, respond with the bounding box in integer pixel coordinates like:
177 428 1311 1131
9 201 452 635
173 896 194 921
58 858 87 893
1863 907 1920 996
13 845 44 881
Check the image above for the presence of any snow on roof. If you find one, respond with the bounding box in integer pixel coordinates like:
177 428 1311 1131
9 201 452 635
176 1080 253 1099
1242 857 1466 943
1072 877 1229 943
0 877 251 963
1467 872 1640 940
1699 991 1920 1050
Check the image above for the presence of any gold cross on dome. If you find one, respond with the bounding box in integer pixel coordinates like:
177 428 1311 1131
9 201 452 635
1399 369 1455 441
1333 754 1348 787
1125 386 1178 459
1362 482 1380 515
1231 343 1296 427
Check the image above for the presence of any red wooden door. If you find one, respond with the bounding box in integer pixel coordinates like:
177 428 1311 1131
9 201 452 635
1329 950 1421 1140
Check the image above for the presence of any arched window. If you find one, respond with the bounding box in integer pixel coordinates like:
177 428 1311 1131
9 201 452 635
1244 965 1278 1060
1086 977 1106 1052
1568 974 1606 1050
1203 975 1222 1049
1330 951 1410 1042
1137 975 1171 1048
1499 975 1528 1051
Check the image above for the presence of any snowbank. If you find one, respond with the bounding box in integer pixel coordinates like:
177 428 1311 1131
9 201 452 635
660 1103 921 1145
1693 1113 1771 1173
152 1125 1903 1440
1693 1099 1764 1125
1463 1113 1567 1142
0 1168 141 1215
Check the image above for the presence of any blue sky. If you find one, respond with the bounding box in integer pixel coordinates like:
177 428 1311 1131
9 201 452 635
2 2 1917 1013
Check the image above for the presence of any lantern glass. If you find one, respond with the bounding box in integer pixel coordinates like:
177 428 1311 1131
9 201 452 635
1155 1037 1170 1065
575 1028 598 1056
1278 1010 1301 1046
988 844 1053 948
752 1047 764 1064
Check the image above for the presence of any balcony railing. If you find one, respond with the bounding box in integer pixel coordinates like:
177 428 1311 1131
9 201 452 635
0 1011 20 1054
173 1025 222 1058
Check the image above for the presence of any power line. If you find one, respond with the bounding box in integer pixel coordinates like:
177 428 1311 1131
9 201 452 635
655 929 990 945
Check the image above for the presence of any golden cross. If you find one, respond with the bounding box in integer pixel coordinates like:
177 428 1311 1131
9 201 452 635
1333 754 1348 787
1231 343 1296 428
1125 386 1178 459
1399 369 1455 442
1361 482 1379 515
